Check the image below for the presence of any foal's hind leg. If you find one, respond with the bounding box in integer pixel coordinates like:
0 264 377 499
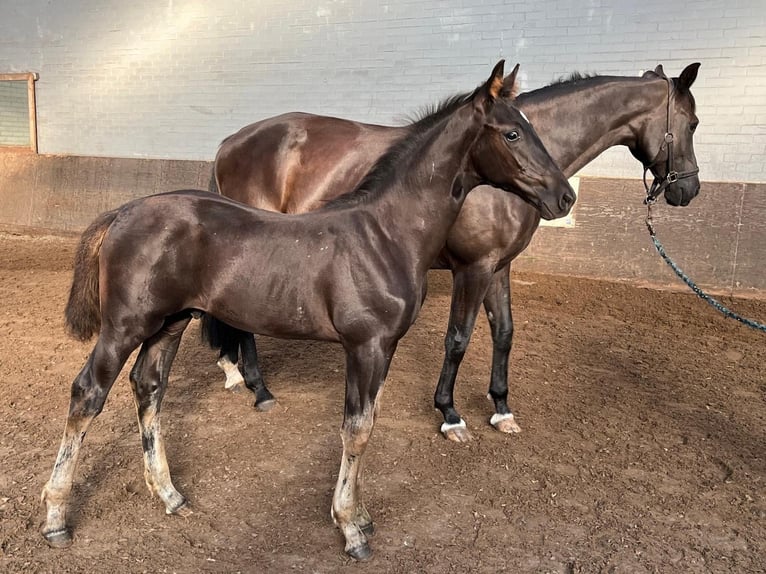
482 265 522 434
433 266 493 442
41 334 140 547
129 314 192 516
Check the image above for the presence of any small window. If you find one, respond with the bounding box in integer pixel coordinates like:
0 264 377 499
0 72 38 152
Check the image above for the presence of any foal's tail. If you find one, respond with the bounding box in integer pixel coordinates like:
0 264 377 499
64 209 119 341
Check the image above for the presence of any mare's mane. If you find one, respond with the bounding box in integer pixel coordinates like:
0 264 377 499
323 87 479 209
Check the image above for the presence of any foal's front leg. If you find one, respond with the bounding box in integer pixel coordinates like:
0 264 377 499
482 264 522 433
332 338 395 560
433 266 493 442
129 315 192 515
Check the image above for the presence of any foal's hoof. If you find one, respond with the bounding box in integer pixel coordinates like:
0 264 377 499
227 382 246 394
441 419 472 443
347 541 373 561
254 398 277 412
360 521 375 537
490 413 522 434
42 528 72 549
167 500 193 517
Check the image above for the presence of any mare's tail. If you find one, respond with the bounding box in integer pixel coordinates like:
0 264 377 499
64 209 120 341
200 314 242 352
207 163 220 194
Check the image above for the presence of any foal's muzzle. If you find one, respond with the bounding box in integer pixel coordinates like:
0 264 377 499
539 181 576 221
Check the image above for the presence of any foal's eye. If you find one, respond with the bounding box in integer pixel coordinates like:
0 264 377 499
689 122 698 133
504 131 520 142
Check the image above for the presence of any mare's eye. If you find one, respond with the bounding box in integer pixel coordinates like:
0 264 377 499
689 122 698 133
504 131 520 142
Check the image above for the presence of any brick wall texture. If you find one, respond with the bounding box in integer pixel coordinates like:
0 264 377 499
0 0 764 182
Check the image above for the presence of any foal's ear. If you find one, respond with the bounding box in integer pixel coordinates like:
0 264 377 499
677 62 701 92
500 63 521 99
485 59 505 101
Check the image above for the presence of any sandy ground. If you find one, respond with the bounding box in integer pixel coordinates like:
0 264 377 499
0 231 764 573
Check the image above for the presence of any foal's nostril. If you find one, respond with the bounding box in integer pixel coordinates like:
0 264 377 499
560 190 576 211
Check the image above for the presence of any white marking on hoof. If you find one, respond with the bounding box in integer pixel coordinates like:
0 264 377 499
440 419 467 434
217 357 245 390
490 412 522 434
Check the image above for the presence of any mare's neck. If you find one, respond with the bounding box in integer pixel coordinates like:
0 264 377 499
518 77 666 177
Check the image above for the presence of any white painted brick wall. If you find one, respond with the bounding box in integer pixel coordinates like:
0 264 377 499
0 0 764 182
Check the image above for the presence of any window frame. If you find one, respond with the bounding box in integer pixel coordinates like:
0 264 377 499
0 72 39 153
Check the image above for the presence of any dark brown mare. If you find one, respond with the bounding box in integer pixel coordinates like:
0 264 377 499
41 62 575 559
207 63 701 442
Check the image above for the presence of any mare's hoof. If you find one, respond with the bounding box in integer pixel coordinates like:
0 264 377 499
441 419 472 443
347 542 373 561
42 528 72 549
445 427 473 443
490 413 522 434
254 398 277 412
360 521 375 537
226 382 246 394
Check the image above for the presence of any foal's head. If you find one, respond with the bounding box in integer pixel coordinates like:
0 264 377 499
633 63 701 206
469 63 576 220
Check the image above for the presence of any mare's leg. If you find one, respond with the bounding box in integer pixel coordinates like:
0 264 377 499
332 338 395 561
433 267 493 442
217 337 245 391
129 314 192 515
217 328 276 410
482 265 522 433
41 332 142 547
239 333 276 411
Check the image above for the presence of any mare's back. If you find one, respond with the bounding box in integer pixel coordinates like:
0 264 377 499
215 112 400 213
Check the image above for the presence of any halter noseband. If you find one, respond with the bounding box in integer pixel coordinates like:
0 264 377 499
643 76 699 204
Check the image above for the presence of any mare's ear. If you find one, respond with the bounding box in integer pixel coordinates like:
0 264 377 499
677 62 701 92
643 64 667 79
500 63 521 99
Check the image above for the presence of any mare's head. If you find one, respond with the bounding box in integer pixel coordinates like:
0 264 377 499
469 62 575 220
632 63 701 206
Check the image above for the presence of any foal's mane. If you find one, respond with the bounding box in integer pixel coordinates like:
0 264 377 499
322 88 478 209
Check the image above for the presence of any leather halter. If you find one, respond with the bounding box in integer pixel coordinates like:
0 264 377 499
643 77 699 204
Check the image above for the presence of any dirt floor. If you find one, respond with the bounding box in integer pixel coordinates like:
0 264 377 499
0 231 764 574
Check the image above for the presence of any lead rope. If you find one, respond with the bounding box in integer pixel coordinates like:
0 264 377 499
641 76 765 332
645 201 766 333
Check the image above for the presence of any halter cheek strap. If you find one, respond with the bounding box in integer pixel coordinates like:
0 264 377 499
643 77 699 204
